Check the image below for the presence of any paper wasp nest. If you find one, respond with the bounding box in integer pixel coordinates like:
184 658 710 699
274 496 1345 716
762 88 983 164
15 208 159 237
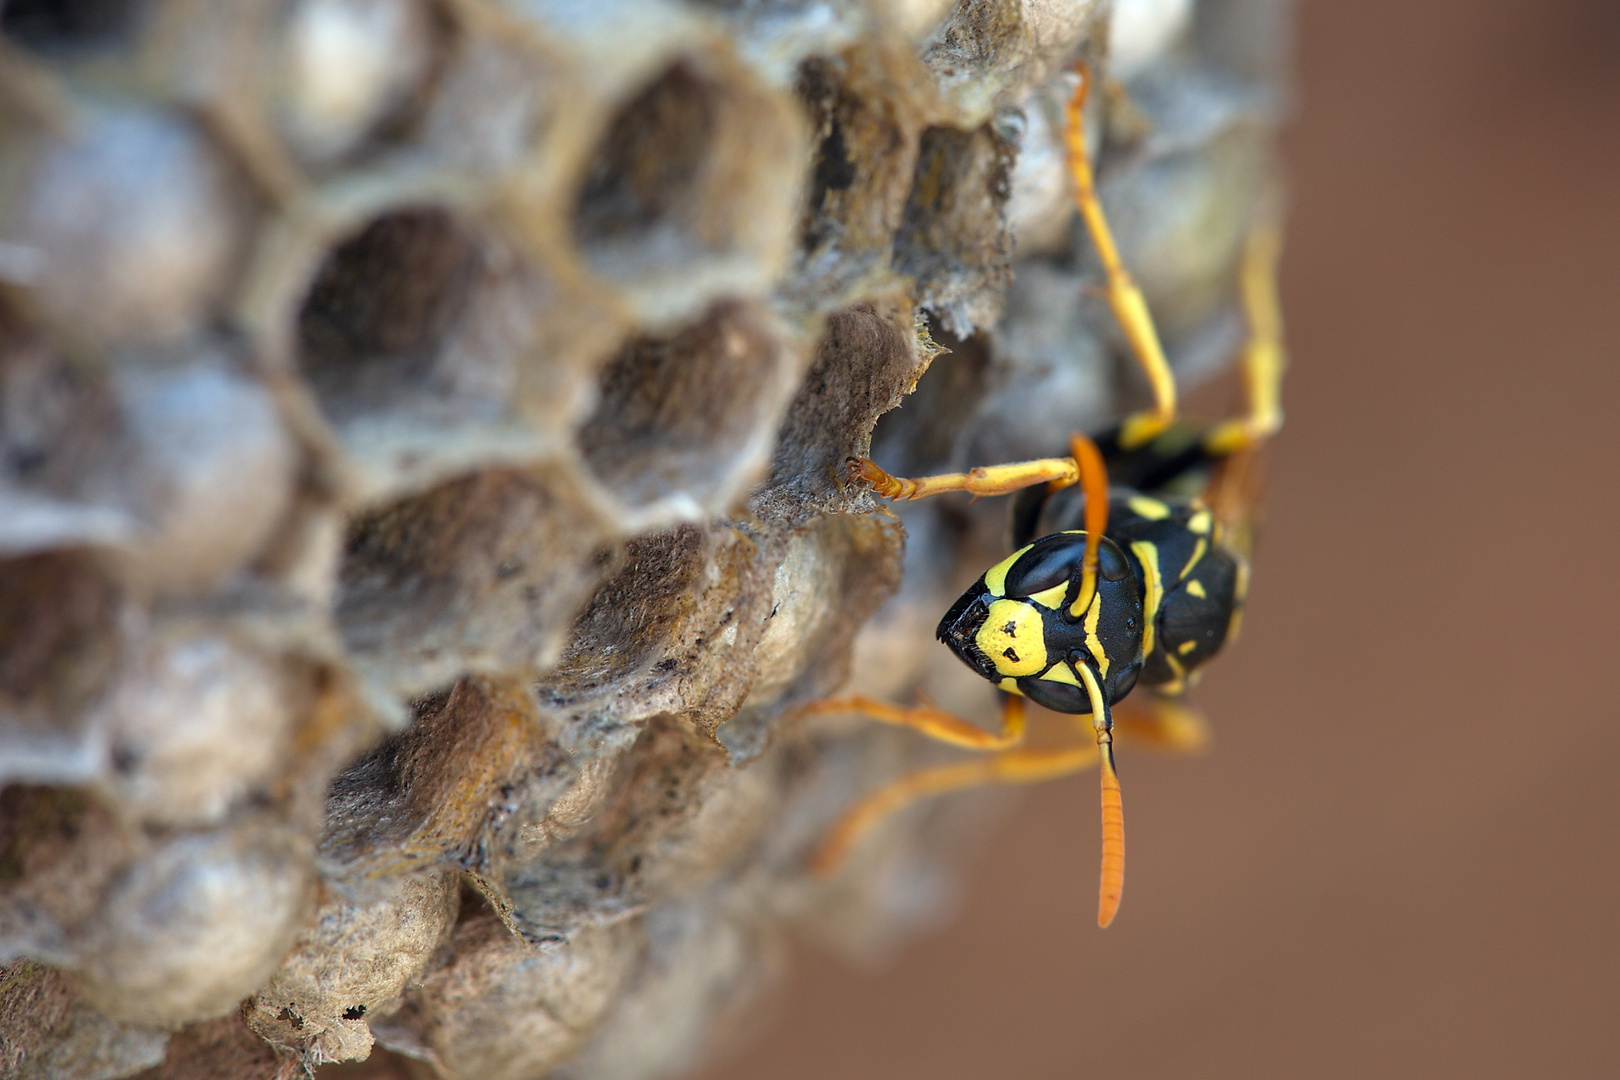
0 0 1286 1076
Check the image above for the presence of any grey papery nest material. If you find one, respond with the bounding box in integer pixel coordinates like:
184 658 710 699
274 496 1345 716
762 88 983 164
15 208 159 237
0 0 1287 1077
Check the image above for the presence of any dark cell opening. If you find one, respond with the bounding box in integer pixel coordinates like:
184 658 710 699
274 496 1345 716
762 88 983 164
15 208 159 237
296 208 481 418
0 0 148 54
0 550 120 719
571 62 720 251
576 301 779 508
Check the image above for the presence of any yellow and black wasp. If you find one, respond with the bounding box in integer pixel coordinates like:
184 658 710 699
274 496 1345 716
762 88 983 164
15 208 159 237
805 65 1285 928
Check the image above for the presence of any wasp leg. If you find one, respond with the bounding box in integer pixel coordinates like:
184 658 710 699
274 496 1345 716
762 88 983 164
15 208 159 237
1113 691 1212 754
1065 64 1177 450
800 693 1028 751
809 743 1100 876
1204 215 1287 458
850 426 1112 509
849 454 1080 502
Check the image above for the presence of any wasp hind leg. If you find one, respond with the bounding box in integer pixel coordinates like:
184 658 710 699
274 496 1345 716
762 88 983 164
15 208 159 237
1193 211 1286 548
800 692 1029 752
809 738 1101 876
802 693 1038 875
1113 691 1212 755
1203 214 1287 459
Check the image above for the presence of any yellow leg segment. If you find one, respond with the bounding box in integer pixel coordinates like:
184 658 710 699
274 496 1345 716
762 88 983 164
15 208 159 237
849 454 1079 502
850 429 1111 524
809 743 1100 876
809 687 1213 928
1113 692 1212 754
1204 216 1287 457
1065 65 1177 450
801 693 1028 751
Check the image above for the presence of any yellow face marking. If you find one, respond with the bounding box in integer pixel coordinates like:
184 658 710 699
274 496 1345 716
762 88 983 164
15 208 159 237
1038 661 1082 687
1130 540 1163 659
1083 589 1110 676
981 544 1031 597
1027 582 1068 610
1187 509 1212 535
1186 578 1207 599
1226 606 1245 645
1233 556 1252 603
1127 495 1171 520
976 598 1047 677
999 677 1024 695
1177 639 1198 655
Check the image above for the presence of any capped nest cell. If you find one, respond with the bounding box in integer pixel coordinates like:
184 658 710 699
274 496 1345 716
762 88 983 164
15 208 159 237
0 0 1291 1076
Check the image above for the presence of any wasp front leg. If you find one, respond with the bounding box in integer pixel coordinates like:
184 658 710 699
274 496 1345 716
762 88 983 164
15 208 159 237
848 454 1080 502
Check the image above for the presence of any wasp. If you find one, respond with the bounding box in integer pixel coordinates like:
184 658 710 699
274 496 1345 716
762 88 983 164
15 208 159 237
804 65 1286 928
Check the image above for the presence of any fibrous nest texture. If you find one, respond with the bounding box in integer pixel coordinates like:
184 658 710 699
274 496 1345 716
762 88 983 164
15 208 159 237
0 0 1287 1077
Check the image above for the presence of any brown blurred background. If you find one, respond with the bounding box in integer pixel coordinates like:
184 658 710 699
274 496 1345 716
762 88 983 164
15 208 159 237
696 0 1620 1076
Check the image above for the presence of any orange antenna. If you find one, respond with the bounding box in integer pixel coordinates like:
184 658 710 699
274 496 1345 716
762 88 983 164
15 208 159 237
1077 661 1124 927
1067 432 1110 620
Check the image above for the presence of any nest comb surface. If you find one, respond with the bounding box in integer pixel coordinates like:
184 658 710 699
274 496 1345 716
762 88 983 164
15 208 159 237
0 0 1289 1077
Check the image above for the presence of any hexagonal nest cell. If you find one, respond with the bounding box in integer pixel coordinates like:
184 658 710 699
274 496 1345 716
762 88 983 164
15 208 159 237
293 203 593 497
893 121 1019 336
573 62 719 253
335 466 613 699
576 300 798 519
793 51 928 270
296 207 486 422
0 0 1292 1074
568 56 804 308
0 550 121 736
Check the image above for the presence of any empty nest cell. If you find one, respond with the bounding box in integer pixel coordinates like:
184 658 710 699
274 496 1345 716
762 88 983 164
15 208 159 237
568 56 804 313
761 297 931 512
294 204 595 499
0 550 121 741
0 335 130 548
318 676 575 884
572 61 717 253
794 52 927 270
335 466 613 700
892 120 1018 336
297 206 484 420
576 300 795 519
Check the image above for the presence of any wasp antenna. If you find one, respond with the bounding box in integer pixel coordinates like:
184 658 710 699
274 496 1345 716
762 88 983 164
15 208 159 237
1076 661 1124 928
1067 431 1110 620
1097 738 1125 928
